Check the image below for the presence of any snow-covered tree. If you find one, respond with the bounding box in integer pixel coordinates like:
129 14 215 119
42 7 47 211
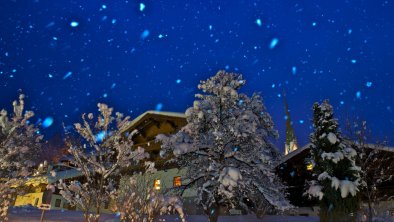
305 100 361 222
345 120 394 222
158 71 291 221
0 94 43 221
57 103 149 222
112 162 186 222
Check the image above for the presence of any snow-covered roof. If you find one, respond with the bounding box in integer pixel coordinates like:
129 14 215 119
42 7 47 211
24 168 83 186
277 142 394 167
123 110 186 133
277 143 311 167
362 143 394 153
47 168 83 184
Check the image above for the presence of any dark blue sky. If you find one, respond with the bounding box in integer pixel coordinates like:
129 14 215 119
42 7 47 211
1 0 393 151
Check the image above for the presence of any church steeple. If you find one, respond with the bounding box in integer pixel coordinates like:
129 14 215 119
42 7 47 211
283 91 298 155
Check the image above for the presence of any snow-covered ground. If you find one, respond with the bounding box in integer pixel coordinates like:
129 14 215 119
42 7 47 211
8 206 319 222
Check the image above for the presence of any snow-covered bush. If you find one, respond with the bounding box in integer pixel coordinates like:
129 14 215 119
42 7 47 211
158 71 292 222
345 120 394 222
57 103 149 222
112 162 186 222
0 94 43 221
306 100 361 222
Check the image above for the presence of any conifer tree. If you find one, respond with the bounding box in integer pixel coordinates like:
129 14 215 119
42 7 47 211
306 100 361 222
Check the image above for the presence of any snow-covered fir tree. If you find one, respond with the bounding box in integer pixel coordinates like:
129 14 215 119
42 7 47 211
112 162 186 222
56 103 148 222
0 94 43 221
305 100 361 222
158 71 292 222
345 121 394 222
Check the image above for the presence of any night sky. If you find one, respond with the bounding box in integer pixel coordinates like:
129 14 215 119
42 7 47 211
0 0 393 151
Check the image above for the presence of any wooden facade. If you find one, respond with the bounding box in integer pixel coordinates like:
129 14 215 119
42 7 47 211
121 110 187 169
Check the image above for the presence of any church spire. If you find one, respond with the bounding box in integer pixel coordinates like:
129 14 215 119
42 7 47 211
283 90 298 155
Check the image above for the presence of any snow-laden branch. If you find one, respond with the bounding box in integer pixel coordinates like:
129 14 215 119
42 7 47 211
158 71 292 220
0 94 43 221
56 103 149 222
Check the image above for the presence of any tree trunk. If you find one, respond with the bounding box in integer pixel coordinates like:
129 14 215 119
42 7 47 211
364 187 373 222
205 205 219 222
255 198 269 218
84 212 89 222
320 210 355 222
367 201 373 222
94 204 101 222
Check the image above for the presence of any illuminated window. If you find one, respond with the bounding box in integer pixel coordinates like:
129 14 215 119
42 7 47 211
153 179 161 190
173 176 182 187
306 163 313 171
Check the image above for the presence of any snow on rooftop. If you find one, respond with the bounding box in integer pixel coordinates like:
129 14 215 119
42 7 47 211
277 143 393 167
122 110 185 133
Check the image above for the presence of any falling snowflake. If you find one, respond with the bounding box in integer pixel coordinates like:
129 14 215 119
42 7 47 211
269 38 279 49
70 21 79 27
63 71 72 79
292 66 297 75
140 3 146 12
155 103 163 111
356 91 361 99
95 131 106 142
255 19 262 26
42 117 54 128
140 29 150 40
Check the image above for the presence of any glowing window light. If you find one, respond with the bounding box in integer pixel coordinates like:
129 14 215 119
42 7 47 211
153 179 161 190
173 176 181 187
